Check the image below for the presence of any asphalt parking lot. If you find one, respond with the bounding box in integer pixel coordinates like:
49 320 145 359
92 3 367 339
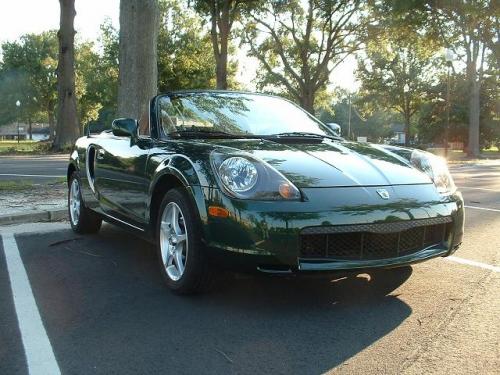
1 161 499 374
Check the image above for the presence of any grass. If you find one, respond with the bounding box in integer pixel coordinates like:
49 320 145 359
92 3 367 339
0 140 63 155
0 180 35 191
53 177 68 185
483 147 500 153
0 140 38 154
0 178 66 192
427 147 500 161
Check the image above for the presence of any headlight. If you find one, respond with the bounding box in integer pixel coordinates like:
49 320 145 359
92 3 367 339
410 150 456 194
211 151 301 200
218 157 258 192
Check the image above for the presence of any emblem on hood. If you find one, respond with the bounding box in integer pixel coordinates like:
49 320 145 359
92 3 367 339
376 188 390 200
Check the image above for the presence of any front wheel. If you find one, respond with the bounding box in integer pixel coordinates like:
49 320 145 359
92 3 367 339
156 188 212 294
68 172 102 234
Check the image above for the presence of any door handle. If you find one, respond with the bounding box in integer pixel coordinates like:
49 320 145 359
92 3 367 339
96 149 105 160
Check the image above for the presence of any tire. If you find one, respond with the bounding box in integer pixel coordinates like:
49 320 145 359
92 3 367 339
156 187 213 294
68 172 102 234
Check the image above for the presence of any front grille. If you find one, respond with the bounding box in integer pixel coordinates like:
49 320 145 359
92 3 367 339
300 218 452 260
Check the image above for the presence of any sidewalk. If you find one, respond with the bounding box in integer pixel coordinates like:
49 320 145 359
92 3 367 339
0 180 67 225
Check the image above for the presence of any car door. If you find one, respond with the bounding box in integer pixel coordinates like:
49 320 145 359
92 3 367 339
93 134 151 227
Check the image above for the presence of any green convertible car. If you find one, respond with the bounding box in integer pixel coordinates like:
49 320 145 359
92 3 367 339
67 90 464 294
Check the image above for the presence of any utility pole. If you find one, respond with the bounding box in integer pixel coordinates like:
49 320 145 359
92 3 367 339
16 100 21 144
403 84 410 146
347 93 352 140
444 49 454 159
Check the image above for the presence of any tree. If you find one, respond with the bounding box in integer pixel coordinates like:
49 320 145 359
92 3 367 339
90 19 120 128
158 0 216 91
418 72 499 149
0 23 120 136
428 0 498 156
0 69 39 135
242 0 365 114
417 75 469 146
192 0 253 89
319 93 395 142
75 42 104 126
356 26 439 145
0 32 58 138
117 0 159 120
54 0 80 149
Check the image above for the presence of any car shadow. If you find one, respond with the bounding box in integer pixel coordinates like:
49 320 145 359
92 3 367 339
211 267 413 308
16 224 414 375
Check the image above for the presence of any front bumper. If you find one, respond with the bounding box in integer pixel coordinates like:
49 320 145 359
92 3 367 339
200 184 464 272
299 245 450 272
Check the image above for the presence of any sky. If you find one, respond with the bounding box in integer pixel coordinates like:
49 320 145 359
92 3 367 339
0 0 359 92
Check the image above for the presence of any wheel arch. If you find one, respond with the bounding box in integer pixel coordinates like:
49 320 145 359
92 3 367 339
67 148 82 186
148 171 209 238
67 162 77 186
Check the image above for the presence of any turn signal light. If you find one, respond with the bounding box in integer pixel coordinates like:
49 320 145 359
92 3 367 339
279 183 295 199
208 206 230 218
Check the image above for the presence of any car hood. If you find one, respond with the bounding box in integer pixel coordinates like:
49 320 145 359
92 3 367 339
204 139 431 188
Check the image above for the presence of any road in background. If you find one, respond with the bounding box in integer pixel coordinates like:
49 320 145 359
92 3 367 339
0 155 68 181
450 160 500 210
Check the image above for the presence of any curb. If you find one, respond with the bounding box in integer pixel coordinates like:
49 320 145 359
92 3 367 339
0 209 67 226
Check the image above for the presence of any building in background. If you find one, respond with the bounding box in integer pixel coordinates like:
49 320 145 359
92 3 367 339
0 123 49 141
389 123 405 145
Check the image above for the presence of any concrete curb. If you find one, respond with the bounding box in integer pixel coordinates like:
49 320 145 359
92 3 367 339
0 208 67 226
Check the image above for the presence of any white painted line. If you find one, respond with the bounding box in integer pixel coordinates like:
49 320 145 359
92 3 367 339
459 186 499 192
446 256 500 273
0 222 70 236
464 205 500 213
0 173 64 178
1 234 61 375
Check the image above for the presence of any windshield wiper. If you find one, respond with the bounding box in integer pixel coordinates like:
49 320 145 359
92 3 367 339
169 129 261 139
267 132 343 141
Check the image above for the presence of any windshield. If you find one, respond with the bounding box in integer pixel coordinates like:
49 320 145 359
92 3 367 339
157 92 331 137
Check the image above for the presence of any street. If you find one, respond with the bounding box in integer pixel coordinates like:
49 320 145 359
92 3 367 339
0 161 499 374
0 155 68 181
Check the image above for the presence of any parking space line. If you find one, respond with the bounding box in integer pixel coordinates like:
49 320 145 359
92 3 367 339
464 205 500 213
446 256 500 273
1 234 61 375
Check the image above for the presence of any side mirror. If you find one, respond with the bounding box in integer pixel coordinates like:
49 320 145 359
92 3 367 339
112 118 138 138
326 122 341 136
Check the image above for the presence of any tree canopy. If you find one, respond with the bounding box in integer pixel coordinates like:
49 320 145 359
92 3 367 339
243 0 366 114
0 0 497 151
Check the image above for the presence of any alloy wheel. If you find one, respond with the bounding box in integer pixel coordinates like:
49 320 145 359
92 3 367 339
160 202 188 281
69 178 81 226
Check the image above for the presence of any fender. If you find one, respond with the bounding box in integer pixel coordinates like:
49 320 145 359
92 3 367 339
146 154 212 233
70 138 103 211
67 149 80 182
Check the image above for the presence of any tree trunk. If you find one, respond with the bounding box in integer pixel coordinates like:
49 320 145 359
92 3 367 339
118 0 159 121
217 2 229 90
216 43 228 90
404 116 410 146
28 118 32 140
467 76 481 157
48 104 56 141
54 0 80 150
299 86 316 115
210 0 230 90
